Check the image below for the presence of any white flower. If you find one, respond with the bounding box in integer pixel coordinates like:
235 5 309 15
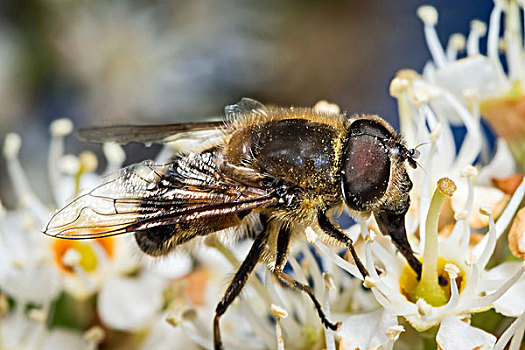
416 1 525 167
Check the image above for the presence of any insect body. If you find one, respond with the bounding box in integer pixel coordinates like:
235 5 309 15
44 99 421 350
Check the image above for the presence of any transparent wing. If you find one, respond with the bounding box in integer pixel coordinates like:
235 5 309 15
43 154 277 240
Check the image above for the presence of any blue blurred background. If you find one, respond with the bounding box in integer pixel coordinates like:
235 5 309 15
0 0 494 208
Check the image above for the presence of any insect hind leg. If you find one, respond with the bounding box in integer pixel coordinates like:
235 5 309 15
213 227 267 350
273 224 340 331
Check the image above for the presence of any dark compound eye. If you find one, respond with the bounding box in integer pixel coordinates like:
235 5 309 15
349 119 392 139
341 134 390 211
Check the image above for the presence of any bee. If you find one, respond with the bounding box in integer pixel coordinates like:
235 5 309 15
44 98 422 350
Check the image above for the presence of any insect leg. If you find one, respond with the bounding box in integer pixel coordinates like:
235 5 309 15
272 225 340 331
317 211 369 279
213 229 267 350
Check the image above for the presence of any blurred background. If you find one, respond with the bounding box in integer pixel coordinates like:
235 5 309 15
0 0 494 208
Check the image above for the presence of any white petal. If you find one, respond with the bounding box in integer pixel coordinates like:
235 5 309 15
0 257 61 303
140 313 199 350
98 274 165 331
485 262 525 317
1 311 39 349
477 139 516 186
436 316 496 350
338 308 398 350
430 56 501 124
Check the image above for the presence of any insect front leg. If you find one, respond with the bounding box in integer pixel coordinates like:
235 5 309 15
213 229 267 350
272 224 340 331
317 211 369 280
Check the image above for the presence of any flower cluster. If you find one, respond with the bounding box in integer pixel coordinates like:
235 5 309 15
2 1 525 349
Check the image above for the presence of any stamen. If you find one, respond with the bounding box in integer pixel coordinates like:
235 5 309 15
76 151 99 194
417 178 456 306
460 165 478 178
359 218 369 240
410 86 432 107
363 276 377 288
304 226 318 243
429 123 441 142
385 325 405 341
3 134 48 223
487 2 509 87
103 142 125 174
270 304 288 350
459 263 478 298
463 263 525 310
450 169 475 251
3 133 21 159
370 238 398 274
444 263 460 280
166 313 182 327
417 136 437 251
301 243 324 296
179 321 213 349
494 312 525 350
442 91 481 171
49 119 73 137
58 155 80 176
62 248 82 267
48 119 73 205
239 302 275 349
27 308 46 323
61 248 95 294
446 33 466 61
313 240 361 279
473 176 525 258
389 77 410 98
437 264 460 314
204 237 271 304
504 0 524 82
79 151 98 173
365 243 413 314
322 273 336 350
84 326 105 350
416 299 432 316
417 5 448 67
466 20 487 55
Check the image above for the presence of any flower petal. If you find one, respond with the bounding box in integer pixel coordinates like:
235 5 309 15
338 308 398 350
436 316 496 350
98 274 165 331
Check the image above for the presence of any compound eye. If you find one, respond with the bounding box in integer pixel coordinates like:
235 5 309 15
342 134 390 211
